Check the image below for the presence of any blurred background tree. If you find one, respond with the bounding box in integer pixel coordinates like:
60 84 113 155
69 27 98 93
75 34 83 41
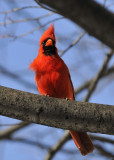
0 0 114 160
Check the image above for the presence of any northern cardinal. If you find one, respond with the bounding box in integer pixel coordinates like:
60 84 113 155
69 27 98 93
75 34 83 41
30 24 94 155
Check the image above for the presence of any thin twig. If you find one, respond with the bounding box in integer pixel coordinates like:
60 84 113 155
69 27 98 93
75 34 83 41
60 31 86 57
44 131 71 160
95 145 114 158
0 12 54 26
3 134 114 155
74 65 114 95
0 122 30 139
91 135 114 144
0 6 41 14
1 17 63 39
44 132 114 160
0 123 26 126
0 65 36 90
103 0 107 7
83 49 113 102
6 137 77 154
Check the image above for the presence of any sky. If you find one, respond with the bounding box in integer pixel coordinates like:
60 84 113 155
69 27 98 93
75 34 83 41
0 0 114 160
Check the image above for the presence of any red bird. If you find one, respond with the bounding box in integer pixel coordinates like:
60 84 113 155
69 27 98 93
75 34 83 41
30 24 94 155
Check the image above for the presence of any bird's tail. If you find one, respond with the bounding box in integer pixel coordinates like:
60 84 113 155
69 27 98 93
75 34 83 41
70 130 94 156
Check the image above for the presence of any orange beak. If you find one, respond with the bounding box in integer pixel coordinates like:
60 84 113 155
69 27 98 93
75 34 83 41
45 39 53 46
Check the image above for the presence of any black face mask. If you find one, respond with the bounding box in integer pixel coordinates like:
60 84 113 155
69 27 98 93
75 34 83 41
42 38 56 56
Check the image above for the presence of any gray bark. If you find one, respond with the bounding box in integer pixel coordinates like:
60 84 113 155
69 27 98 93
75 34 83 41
0 86 114 135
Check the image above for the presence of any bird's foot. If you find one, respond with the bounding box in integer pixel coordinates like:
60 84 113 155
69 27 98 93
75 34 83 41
44 94 50 97
64 97 72 101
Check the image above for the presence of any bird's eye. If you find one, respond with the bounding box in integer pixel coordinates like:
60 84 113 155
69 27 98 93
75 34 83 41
42 41 45 45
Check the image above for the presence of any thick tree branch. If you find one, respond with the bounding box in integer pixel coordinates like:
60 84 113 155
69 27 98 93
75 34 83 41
35 0 114 49
0 86 114 135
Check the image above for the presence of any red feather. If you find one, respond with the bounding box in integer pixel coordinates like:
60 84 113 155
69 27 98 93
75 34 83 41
30 24 94 155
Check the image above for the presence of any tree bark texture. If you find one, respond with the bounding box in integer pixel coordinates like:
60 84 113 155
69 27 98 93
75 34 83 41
0 86 114 135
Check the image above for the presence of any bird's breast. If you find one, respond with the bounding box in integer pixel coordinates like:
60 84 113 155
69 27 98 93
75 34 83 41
35 57 74 99
35 70 61 97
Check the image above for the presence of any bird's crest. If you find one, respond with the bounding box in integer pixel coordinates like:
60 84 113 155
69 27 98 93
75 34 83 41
40 24 55 45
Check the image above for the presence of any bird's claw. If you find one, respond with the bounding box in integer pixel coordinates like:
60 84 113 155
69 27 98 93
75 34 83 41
64 97 71 101
44 94 50 97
